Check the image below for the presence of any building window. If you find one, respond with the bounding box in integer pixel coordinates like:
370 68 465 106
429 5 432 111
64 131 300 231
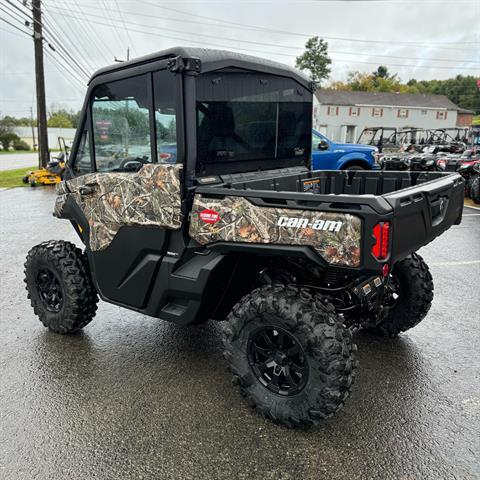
372 107 383 118
397 108 409 118
421 110 428 115
436 111 448 120
327 106 339 116
349 107 360 117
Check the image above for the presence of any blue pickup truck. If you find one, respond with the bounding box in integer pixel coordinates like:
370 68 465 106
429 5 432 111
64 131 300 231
311 130 377 170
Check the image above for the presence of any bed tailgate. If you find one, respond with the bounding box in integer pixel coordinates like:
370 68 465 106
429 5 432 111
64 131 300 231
384 172 464 262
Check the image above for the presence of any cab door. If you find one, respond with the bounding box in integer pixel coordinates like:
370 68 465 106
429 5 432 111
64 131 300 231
311 130 337 170
57 70 183 309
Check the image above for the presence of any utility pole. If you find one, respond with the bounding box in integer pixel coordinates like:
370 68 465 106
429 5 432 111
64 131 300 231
30 107 36 151
31 0 49 168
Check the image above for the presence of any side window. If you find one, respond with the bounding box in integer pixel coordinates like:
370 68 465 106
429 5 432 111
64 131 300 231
311 133 319 151
92 75 151 172
73 130 92 175
153 71 177 163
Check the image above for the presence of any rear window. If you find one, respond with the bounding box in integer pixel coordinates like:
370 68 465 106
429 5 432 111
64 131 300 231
196 71 311 171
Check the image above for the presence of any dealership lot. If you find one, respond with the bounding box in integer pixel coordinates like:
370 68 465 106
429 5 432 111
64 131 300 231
0 187 479 480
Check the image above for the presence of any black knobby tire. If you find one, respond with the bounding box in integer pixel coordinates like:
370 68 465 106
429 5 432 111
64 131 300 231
368 253 433 336
24 240 99 333
470 176 480 204
345 165 365 171
222 284 357 428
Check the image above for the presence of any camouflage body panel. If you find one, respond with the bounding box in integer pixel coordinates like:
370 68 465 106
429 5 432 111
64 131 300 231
189 194 362 267
54 164 183 251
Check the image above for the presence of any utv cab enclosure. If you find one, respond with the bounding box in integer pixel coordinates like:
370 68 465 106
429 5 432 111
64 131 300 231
25 47 464 428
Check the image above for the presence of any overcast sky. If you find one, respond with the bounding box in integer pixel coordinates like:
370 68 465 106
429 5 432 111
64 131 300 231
1 0 479 117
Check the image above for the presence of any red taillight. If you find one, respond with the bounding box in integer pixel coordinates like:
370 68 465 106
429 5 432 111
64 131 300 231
372 224 382 258
372 221 391 260
437 159 447 170
159 152 172 160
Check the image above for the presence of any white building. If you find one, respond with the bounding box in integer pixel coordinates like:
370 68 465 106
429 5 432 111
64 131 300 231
313 90 460 143
13 126 77 150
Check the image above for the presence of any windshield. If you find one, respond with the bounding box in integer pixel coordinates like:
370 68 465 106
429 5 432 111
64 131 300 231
196 70 311 173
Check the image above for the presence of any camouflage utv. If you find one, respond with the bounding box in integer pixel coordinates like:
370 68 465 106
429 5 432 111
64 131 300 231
25 48 464 428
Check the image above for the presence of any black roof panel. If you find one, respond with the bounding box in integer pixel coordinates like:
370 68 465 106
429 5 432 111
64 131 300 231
89 46 312 89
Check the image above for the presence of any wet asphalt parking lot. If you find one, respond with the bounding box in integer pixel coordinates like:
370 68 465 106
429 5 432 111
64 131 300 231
0 187 479 480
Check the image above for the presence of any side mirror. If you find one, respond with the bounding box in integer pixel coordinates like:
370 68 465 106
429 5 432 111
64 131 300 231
318 140 329 151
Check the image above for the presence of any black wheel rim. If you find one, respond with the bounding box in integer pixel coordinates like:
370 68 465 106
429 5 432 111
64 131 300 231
247 326 309 396
36 268 63 313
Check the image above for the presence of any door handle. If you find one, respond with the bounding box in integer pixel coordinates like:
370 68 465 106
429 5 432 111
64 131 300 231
79 186 94 195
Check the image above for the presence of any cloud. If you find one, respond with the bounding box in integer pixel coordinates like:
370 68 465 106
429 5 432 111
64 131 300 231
1 0 479 116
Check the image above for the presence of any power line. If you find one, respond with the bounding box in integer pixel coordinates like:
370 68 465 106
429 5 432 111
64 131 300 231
0 15 32 37
136 0 479 47
112 0 136 56
2 0 32 26
39 7 480 71
6 1 92 78
44 48 86 90
1 3 88 90
42 5 97 72
99 0 126 54
42 0 478 50
42 3 480 64
47 2 114 63
0 24 30 39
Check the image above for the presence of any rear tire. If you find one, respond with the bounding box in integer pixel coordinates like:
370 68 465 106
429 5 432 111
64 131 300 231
223 284 357 428
470 176 480 204
24 240 99 333
345 165 365 171
366 253 433 336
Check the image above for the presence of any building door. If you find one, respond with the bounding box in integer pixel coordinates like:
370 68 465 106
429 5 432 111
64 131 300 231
345 125 357 143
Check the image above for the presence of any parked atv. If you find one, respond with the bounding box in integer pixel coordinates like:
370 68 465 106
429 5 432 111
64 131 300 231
457 161 480 203
380 153 440 172
24 48 464 428
357 127 398 153
436 150 480 172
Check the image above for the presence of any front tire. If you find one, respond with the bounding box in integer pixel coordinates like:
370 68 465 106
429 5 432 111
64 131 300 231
24 240 99 333
223 285 357 428
367 253 433 336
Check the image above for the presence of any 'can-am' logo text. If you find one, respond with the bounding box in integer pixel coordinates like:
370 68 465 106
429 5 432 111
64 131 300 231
276 216 343 232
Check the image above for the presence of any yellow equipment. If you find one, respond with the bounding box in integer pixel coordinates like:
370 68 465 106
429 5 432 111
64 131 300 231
22 137 68 187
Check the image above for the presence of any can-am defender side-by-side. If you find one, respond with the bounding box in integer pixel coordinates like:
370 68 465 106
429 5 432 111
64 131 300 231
24 48 464 428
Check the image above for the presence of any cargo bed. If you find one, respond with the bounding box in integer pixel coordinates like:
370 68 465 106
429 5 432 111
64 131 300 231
193 169 464 273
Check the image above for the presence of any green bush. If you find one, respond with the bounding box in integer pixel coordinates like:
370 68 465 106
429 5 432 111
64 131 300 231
13 139 31 151
0 132 20 150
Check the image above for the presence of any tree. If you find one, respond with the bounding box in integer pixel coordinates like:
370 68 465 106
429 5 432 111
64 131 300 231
47 111 74 128
372 65 397 81
0 115 32 127
47 106 81 128
295 36 332 85
406 75 480 113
